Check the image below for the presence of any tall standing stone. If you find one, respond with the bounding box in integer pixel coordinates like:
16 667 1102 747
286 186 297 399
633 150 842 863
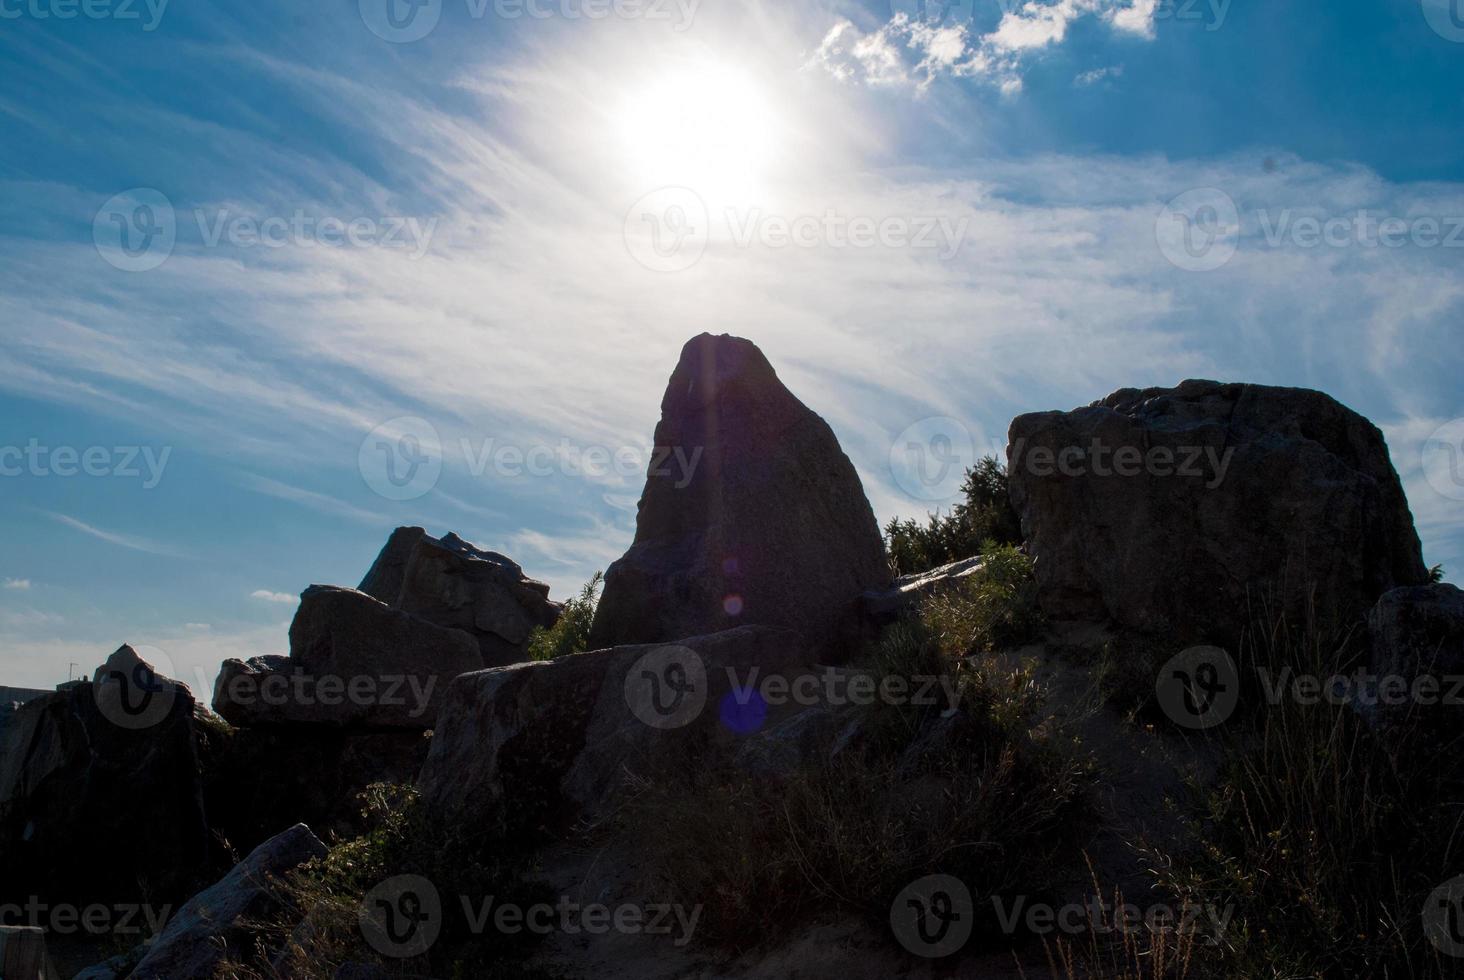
589 334 888 659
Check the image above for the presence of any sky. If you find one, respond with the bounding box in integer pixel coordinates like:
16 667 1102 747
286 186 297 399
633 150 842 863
0 0 1461 692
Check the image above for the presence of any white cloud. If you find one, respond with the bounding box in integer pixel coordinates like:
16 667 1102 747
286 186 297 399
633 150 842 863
250 589 297 604
1075 65 1125 86
2 578 30 590
45 512 186 558
809 0 1158 91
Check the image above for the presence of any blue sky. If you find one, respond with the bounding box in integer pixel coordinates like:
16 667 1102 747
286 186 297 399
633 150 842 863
1 0 1461 691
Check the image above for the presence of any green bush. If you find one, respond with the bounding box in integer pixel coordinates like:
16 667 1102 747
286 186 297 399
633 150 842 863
884 455 1022 576
527 571 602 661
920 544 1044 656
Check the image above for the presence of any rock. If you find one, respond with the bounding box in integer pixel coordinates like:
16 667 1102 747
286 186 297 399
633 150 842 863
357 525 428 603
0 925 60 980
129 823 328 980
859 555 988 625
589 334 889 660
393 531 562 666
204 727 432 856
1363 583 1464 726
0 646 215 907
734 699 868 777
212 587 483 728
1008 380 1427 647
418 626 810 831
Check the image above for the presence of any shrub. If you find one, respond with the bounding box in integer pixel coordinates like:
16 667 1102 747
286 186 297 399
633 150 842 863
920 544 1044 656
527 571 602 661
884 455 1022 576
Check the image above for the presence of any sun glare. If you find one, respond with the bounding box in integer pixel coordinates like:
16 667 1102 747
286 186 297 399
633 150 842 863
615 62 779 202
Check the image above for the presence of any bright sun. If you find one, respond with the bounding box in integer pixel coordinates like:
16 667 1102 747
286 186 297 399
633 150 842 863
615 62 779 202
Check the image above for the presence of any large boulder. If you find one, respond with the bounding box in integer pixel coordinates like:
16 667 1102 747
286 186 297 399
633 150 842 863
128 823 327 980
418 626 810 832
357 527 561 667
212 586 483 728
589 334 888 659
0 646 215 907
1008 380 1427 647
394 531 562 666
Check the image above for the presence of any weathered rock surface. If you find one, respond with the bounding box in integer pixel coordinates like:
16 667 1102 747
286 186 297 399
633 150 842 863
393 530 562 666
1364 583 1464 725
212 586 482 728
1008 380 1427 647
0 646 214 906
357 525 428 603
128 823 327 980
419 625 809 831
589 334 888 660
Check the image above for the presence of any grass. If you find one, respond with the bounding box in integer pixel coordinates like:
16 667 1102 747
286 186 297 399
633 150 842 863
616 550 1091 955
1141 606 1464 978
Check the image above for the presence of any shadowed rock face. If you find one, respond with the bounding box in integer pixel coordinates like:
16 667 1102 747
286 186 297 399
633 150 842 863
589 334 888 660
1364 583 1464 727
1008 380 1428 648
418 625 809 833
0 646 215 907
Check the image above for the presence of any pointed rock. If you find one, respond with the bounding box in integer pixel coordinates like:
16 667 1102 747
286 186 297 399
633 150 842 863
589 334 888 659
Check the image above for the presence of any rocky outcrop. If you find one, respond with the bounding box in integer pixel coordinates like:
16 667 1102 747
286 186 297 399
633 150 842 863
357 525 427 603
356 527 561 666
213 586 483 728
419 626 809 831
128 823 327 980
1008 380 1427 647
0 646 215 907
589 334 888 660
393 531 562 666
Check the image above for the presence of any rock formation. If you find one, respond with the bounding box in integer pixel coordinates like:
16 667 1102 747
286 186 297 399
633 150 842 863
1363 583 1464 726
589 334 888 660
1008 380 1428 647
418 625 809 831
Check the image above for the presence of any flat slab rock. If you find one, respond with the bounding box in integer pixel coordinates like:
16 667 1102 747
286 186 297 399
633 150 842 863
1008 379 1427 648
418 625 816 831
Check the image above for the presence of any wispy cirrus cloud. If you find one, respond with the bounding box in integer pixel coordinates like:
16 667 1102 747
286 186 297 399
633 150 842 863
45 512 187 558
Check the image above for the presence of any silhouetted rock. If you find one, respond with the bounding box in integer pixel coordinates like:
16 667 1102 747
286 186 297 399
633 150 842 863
0 646 214 907
1008 380 1427 648
205 727 431 855
357 525 428 603
418 626 808 832
129 823 327 980
589 334 888 659
394 531 562 666
212 586 482 729
1363 583 1464 727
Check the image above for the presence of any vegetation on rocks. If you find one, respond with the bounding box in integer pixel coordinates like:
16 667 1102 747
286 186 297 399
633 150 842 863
527 571 602 661
883 455 1022 576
